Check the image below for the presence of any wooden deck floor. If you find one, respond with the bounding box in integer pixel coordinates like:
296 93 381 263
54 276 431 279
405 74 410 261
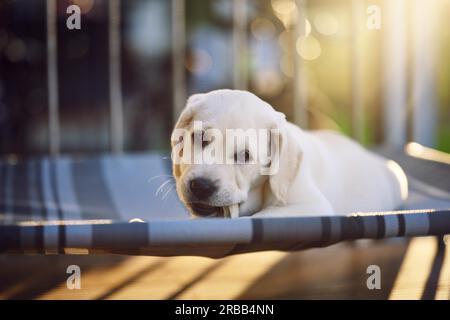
0 236 449 299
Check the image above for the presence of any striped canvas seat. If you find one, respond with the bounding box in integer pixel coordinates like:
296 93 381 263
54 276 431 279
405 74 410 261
0 153 188 223
0 152 449 258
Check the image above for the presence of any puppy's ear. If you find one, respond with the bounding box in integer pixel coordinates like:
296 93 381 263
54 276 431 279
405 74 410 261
171 94 204 177
267 113 302 204
171 94 204 137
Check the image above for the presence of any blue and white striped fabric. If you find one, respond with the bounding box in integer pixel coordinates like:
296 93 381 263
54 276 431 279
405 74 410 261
0 153 449 258
0 153 188 223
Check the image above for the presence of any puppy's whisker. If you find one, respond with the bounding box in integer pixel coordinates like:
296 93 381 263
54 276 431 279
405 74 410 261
156 180 172 196
148 175 174 183
162 184 176 200
156 179 174 197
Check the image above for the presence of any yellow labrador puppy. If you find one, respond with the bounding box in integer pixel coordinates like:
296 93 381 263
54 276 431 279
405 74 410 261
171 89 408 218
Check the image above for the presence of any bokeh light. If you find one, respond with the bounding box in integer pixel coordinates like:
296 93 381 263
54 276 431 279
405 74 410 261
278 19 311 51
271 0 296 15
70 0 94 14
271 0 301 29
5 38 26 62
252 69 283 97
251 18 276 41
296 35 321 60
278 30 293 52
304 19 312 36
185 48 213 76
314 12 339 36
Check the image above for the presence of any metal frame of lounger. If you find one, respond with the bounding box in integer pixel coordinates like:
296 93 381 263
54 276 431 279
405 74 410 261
1 209 449 258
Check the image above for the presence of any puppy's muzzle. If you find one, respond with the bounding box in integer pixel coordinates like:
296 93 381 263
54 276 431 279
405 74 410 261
189 178 217 200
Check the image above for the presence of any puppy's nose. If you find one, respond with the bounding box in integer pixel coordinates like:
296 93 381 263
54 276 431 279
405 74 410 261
189 178 217 199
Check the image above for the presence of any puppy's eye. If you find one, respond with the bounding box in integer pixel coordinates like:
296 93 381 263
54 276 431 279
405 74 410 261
234 149 251 164
191 131 209 148
178 135 184 156
202 131 214 148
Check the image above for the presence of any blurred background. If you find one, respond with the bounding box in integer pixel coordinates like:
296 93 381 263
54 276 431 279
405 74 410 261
0 0 449 157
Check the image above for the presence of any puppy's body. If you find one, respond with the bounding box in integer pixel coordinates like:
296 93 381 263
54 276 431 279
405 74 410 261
267 124 406 216
171 89 408 217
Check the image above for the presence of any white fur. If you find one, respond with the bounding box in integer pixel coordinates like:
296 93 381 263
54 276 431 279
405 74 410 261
171 89 408 217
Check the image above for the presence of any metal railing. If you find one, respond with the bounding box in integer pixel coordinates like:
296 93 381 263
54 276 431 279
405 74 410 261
46 0 60 156
42 0 439 156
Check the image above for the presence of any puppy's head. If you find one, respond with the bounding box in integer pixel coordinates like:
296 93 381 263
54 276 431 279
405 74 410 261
171 89 301 218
